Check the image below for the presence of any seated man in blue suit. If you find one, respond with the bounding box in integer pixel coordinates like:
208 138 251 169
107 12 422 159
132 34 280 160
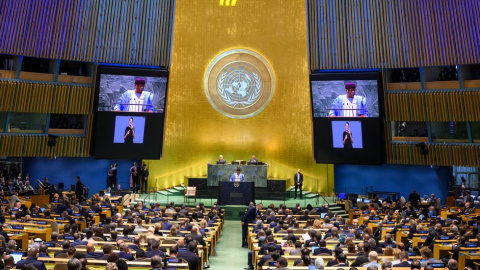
16 247 47 270
230 167 245 182
114 78 154 112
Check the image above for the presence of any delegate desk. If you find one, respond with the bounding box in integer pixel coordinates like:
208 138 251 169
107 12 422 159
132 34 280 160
207 164 267 187
218 181 254 205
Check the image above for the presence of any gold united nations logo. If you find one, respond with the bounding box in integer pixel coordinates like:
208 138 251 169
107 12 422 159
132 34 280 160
205 49 274 119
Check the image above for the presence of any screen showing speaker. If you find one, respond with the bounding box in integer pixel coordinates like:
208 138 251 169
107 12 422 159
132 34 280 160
92 66 168 159
310 72 384 164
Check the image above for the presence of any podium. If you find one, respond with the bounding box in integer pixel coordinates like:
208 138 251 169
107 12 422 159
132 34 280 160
218 181 254 205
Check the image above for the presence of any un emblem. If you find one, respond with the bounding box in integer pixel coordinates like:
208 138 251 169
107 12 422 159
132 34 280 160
205 49 274 119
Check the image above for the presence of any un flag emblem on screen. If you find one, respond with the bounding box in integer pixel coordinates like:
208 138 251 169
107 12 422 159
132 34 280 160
205 49 274 119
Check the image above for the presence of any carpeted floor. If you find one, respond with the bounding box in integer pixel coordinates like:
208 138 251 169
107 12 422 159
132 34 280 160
208 220 248 270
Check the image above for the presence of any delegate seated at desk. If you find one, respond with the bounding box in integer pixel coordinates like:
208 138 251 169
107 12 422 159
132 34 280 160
217 155 226 164
230 168 245 182
248 155 258 164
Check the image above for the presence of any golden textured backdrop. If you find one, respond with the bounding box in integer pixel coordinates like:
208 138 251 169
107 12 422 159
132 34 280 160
147 0 334 194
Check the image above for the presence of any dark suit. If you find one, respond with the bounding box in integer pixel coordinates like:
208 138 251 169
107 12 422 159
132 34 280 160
241 207 259 247
313 247 332 255
85 252 104 259
259 243 283 255
70 240 88 247
178 250 199 270
187 234 206 248
294 172 303 199
118 251 135 261
393 261 411 267
75 180 84 200
145 250 165 258
350 254 369 267
16 257 47 270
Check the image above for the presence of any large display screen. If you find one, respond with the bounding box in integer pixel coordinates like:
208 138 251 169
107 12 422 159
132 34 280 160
311 80 379 117
92 66 168 159
310 72 384 165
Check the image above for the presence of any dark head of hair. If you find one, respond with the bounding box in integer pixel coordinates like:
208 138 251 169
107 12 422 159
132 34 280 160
67 258 82 270
267 245 277 254
85 230 93 238
135 249 145 259
150 255 163 268
301 247 310 256
170 245 179 255
302 254 312 265
319 239 327 247
106 254 119 263
410 260 421 270
334 247 343 257
115 259 128 270
151 240 160 250
73 253 86 260
103 244 114 255
277 257 288 267
294 241 302 249
363 242 371 253
187 241 198 252
337 253 347 263
271 251 281 261
68 247 76 256
62 241 71 250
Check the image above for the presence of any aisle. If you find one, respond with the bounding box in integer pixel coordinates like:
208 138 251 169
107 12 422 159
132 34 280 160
209 220 247 270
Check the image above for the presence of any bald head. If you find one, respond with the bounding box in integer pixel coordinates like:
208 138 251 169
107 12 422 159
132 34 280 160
86 243 95 253
3 255 13 267
28 247 39 258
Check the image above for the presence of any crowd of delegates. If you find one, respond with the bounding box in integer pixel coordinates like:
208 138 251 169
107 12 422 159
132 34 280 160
244 192 478 270
0 187 223 270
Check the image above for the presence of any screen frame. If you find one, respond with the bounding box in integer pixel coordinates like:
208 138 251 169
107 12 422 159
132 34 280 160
91 65 169 159
309 71 385 165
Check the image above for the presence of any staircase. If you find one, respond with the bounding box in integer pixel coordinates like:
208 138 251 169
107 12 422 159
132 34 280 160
329 204 348 219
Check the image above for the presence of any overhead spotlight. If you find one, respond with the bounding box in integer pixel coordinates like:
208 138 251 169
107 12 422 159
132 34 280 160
219 0 238 6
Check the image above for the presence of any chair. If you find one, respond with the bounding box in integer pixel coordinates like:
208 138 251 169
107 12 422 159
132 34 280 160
75 245 86 249
45 220 59 234
293 229 306 234
344 200 353 212
54 264 68 270
162 239 177 245
122 194 131 207
92 236 104 241
55 253 68 258
142 258 151 261
184 186 197 202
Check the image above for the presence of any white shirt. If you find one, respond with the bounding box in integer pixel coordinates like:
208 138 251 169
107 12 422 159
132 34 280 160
129 92 145 112
235 174 242 181
342 97 357 117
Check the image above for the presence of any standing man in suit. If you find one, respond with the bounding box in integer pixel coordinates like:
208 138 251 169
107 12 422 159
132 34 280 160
294 169 303 199
130 162 140 192
75 176 84 202
241 203 263 248
140 164 149 194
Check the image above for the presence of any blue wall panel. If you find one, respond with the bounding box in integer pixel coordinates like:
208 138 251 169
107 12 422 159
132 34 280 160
23 157 139 195
334 164 452 201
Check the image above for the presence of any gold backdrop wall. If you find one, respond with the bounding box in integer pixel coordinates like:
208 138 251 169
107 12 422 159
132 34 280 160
147 0 334 194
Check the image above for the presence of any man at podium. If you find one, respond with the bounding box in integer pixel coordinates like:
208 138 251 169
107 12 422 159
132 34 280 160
230 167 245 182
